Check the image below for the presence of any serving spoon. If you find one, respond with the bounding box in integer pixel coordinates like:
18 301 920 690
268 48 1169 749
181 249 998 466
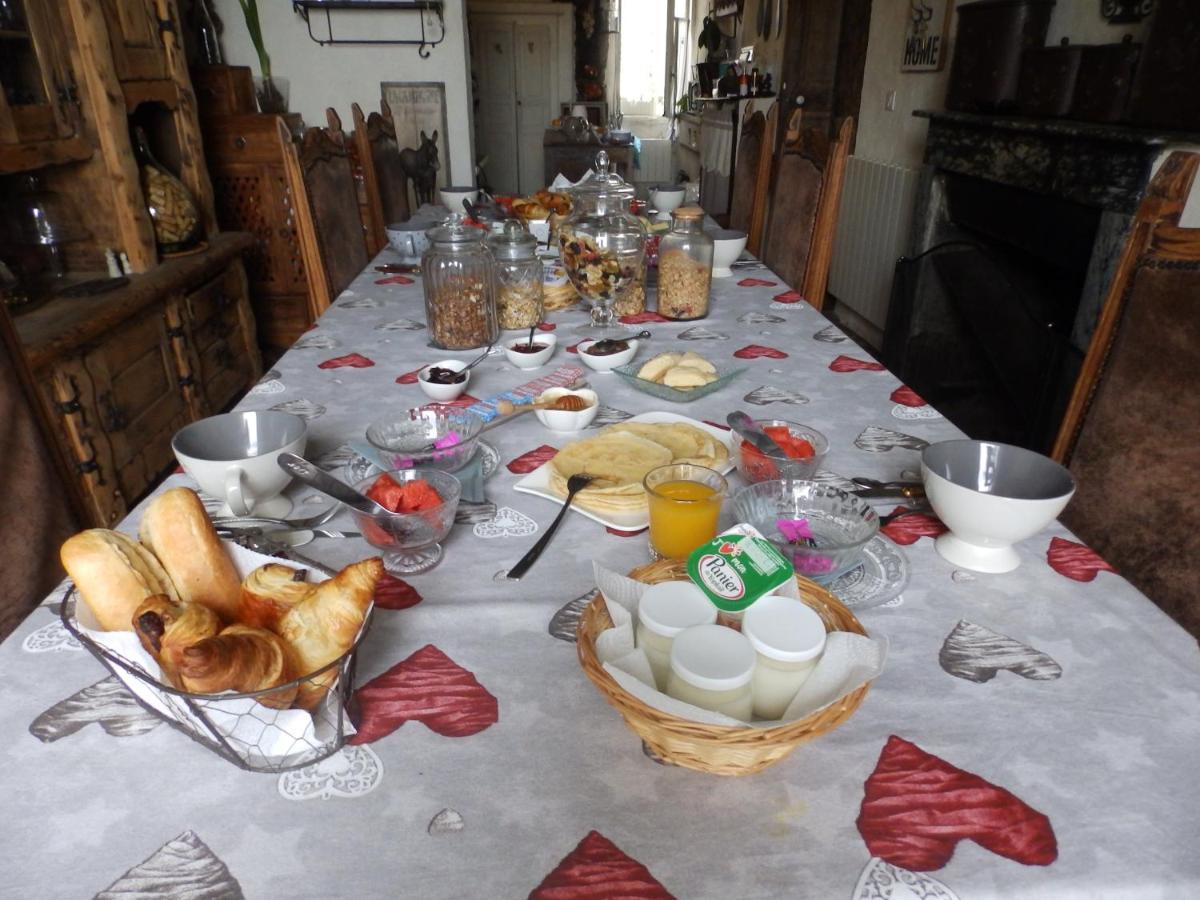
727 411 789 457
277 453 391 516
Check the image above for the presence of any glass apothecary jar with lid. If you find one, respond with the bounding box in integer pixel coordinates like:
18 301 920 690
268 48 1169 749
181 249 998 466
422 215 498 350
488 219 543 330
657 206 713 320
558 150 646 334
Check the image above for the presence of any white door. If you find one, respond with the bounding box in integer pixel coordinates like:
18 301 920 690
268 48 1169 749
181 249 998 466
513 23 554 194
471 20 520 194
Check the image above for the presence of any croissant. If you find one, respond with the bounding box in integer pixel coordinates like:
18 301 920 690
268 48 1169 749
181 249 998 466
177 625 298 709
132 595 221 688
240 563 315 630
278 557 383 709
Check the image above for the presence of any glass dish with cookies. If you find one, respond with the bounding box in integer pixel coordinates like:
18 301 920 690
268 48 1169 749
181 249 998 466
58 487 382 773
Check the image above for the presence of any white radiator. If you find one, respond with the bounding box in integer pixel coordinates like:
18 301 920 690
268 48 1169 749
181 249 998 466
828 156 920 330
636 138 675 185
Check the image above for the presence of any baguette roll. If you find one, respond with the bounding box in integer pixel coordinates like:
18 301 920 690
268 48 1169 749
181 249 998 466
139 487 242 622
61 529 180 631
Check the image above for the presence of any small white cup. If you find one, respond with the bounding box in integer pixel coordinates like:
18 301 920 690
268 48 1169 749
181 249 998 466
439 186 479 214
386 222 431 260
172 411 307 518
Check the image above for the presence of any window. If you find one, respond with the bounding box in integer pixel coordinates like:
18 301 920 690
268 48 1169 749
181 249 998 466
618 0 669 119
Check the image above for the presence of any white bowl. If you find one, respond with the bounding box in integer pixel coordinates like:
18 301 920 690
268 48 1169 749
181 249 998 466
577 337 638 373
534 387 599 432
503 333 557 370
651 185 685 215
710 229 748 278
439 186 479 214
417 359 471 402
921 439 1076 574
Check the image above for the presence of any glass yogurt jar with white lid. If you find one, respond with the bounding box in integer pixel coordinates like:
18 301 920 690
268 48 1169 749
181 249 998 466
741 594 827 720
666 624 756 722
635 581 718 690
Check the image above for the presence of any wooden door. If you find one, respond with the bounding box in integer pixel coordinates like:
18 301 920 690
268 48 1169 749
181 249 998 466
472 20 520 194
0 0 80 147
183 267 260 414
513 23 553 194
100 0 169 82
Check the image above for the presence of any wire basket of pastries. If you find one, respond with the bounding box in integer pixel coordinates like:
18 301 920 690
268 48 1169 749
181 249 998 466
58 488 382 773
576 558 871 776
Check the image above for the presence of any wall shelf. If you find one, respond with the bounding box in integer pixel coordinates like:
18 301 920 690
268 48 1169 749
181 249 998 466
291 1 445 56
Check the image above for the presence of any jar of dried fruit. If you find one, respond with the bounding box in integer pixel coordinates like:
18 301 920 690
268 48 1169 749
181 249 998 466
656 206 712 320
422 215 498 350
488 220 543 330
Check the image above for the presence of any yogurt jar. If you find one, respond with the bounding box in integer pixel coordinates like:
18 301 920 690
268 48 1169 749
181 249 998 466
741 594 827 720
666 624 756 721
635 581 717 690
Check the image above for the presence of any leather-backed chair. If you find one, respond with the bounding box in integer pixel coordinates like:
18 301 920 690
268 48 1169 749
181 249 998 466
761 113 853 311
728 101 778 257
352 99 411 256
1053 151 1200 638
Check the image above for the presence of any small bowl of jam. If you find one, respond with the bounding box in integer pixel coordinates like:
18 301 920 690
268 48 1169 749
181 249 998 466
503 333 557 370
577 337 638 373
417 359 471 401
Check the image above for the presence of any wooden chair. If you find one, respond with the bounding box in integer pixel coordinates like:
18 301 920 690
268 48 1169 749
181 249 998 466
277 117 369 319
352 99 412 256
1052 150 1200 638
761 113 853 310
728 101 778 257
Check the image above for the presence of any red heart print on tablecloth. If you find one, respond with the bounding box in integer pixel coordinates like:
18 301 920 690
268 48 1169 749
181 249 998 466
537 321 557 331
773 290 804 303
606 526 647 537
881 506 947 545
830 355 885 373
348 644 498 743
738 277 778 287
891 385 927 407
566 340 584 354
529 831 674 899
507 444 558 474
1047 536 1116 582
318 353 375 369
374 275 414 285
619 311 670 324
733 344 789 360
395 367 424 385
857 735 1057 871
374 573 423 610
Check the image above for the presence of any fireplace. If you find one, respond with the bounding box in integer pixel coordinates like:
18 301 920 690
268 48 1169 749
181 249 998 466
884 110 1196 453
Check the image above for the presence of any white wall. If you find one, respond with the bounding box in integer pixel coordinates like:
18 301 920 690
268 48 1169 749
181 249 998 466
212 0 474 184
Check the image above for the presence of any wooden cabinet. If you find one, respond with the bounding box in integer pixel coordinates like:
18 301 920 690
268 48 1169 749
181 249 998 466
99 0 169 83
181 266 260 415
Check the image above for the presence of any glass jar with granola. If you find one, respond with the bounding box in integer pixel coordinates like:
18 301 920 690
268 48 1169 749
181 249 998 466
488 220 543 330
422 215 498 349
656 206 712 320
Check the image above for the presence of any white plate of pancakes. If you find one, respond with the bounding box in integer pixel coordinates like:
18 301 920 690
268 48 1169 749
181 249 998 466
512 412 735 530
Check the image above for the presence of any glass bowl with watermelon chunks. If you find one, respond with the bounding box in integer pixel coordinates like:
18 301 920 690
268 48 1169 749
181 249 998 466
733 420 828 484
352 469 462 574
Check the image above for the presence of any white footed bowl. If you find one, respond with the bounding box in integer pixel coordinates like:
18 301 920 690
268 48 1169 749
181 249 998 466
710 229 747 278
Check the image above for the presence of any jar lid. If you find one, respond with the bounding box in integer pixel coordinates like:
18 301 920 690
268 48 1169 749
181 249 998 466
671 206 704 220
427 213 487 246
741 594 827 663
569 150 636 200
669 624 755 692
487 219 538 260
638 582 717 639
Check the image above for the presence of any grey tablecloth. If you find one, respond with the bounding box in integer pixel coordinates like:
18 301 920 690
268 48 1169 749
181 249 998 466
3 250 1199 899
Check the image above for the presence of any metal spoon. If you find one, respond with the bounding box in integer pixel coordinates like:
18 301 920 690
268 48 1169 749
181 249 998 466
460 340 497 373
727 411 790 457
505 473 595 579
276 453 391 516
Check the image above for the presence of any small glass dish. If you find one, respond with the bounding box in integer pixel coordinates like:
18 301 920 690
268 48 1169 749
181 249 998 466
351 469 462 574
365 408 482 473
732 420 829 484
611 363 744 403
731 479 879 583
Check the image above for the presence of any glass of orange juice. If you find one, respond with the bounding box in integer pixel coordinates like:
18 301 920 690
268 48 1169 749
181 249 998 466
644 464 728 559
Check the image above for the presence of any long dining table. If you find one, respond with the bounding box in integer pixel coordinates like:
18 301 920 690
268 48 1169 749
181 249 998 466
3 240 1199 900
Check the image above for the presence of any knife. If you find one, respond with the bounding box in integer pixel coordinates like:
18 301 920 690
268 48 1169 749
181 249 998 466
850 481 926 500
776 0 784 39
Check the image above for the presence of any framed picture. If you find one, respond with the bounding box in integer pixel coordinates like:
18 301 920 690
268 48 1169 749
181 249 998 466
381 81 451 206
901 0 952 72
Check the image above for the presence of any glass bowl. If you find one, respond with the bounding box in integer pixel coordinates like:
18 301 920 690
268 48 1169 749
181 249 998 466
365 408 482 473
612 363 744 402
351 469 462 574
732 420 829 484
731 479 879 583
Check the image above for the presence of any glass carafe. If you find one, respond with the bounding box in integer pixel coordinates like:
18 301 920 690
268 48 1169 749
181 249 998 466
133 126 202 254
558 150 646 334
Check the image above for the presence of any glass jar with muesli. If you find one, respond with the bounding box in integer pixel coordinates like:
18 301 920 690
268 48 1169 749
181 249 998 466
657 206 712 320
488 220 543 330
559 150 646 335
422 215 498 350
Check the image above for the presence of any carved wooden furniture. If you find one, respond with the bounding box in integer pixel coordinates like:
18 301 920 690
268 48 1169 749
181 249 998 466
761 113 853 310
728 101 778 257
1052 151 1200 637
352 99 411 255
543 133 632 185
279 118 370 319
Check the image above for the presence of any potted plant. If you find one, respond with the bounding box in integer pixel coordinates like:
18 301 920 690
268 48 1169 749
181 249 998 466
237 0 287 113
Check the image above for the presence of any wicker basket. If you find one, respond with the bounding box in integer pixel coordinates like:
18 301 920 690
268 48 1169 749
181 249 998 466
576 559 872 776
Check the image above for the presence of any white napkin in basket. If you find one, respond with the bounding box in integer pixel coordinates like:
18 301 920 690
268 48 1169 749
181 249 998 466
592 561 887 729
